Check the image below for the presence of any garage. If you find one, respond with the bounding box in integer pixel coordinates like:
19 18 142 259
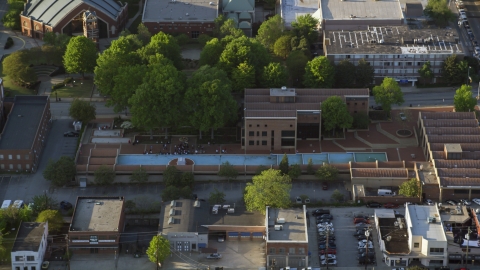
209 231 226 242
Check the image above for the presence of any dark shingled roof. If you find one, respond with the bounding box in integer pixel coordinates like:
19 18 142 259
0 96 48 150
12 222 46 252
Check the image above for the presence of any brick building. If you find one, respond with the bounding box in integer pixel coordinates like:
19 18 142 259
266 206 308 269
242 87 369 152
0 96 51 173
68 197 125 254
21 0 128 40
142 0 219 38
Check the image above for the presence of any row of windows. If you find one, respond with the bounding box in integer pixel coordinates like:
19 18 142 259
15 266 37 270
268 247 305 255
15 255 35 261
249 131 268 137
430 247 445 253
248 140 268 146
340 54 448 59
0 154 29 160
247 130 296 137
0 164 30 170
346 102 366 106
157 23 212 27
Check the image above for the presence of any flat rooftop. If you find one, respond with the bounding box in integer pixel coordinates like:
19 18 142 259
267 207 307 242
143 0 218 22
439 205 470 224
0 96 48 150
320 0 403 21
407 205 446 241
70 197 124 232
12 222 46 252
325 26 463 55
376 209 409 254
281 0 319 27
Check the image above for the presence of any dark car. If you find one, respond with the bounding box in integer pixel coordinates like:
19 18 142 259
354 214 369 219
319 243 336 249
320 214 333 220
445 200 458 206
318 235 335 241
312 209 330 216
358 248 374 254
357 235 372 241
373 106 383 110
64 131 80 137
316 218 331 224
353 229 368 236
383 203 399 209
322 182 328 190
319 248 337 255
318 240 336 246
60 201 73 210
354 218 370 224
358 257 375 265
366 202 382 208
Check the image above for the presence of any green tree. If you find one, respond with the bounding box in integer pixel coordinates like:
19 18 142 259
129 62 186 136
219 19 244 38
63 36 97 77
256 15 285 51
2 206 20 228
69 99 96 123
213 15 227 37
17 66 38 86
161 186 181 201
441 55 468 85
139 32 183 69
198 34 213 47
291 14 319 45
95 35 143 97
180 186 193 199
352 112 370 129
399 178 420 197
185 65 237 139
424 0 456 27
199 38 224 67
244 169 292 213
255 165 268 175
306 158 315 175
43 156 76 187
31 194 58 215
303 56 335 88
418 61 434 85
94 165 115 185
355 59 374 87
334 59 356 88
331 189 344 202
454 84 476 112
175 34 190 46
42 45 65 66
2 50 37 85
146 235 171 265
372 77 404 116
2 1 23 30
137 23 152 45
279 154 289 175
315 164 338 181
232 62 255 92
180 172 195 188
286 50 308 86
290 36 309 54
163 166 180 187
261 62 288 88
321 96 353 135
18 206 33 224
36 210 63 233
130 167 149 183
273 35 292 59
288 164 302 179
208 188 226 205
218 161 238 181
43 32 71 50
110 65 149 113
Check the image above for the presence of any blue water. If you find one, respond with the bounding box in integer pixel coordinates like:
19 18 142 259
117 152 387 166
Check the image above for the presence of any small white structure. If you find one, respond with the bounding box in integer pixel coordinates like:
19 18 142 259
73 121 82 131
11 222 48 270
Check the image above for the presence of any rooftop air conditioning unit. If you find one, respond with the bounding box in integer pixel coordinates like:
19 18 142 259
427 217 436 223
169 208 175 216
274 225 283 231
168 217 174 224
194 200 200 207
171 200 176 207
228 208 235 213
277 218 285 224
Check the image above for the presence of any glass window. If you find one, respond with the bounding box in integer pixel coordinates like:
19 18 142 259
278 248 285 254
430 248 444 253
16 155 20 160
281 138 295 146
262 141 267 145
8 155 12 160
0 164 4 169
26 164 30 169
289 247 295 254
281 130 295 137
24 155 29 160
9 164 13 169
298 248 305 254
262 131 267 136
269 248 275 254
17 164 21 169
0 155 3 160
191 31 199 38
249 141 254 145
27 256 34 261
248 131 254 136
15 256 24 261
414 243 419 248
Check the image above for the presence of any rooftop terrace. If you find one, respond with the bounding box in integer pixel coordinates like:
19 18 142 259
267 206 308 242
70 197 124 232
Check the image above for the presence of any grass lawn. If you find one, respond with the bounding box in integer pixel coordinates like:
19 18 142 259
0 65 36 96
128 15 142 33
53 79 94 98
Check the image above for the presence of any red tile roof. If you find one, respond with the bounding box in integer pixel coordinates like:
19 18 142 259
350 162 377 168
245 111 296 118
425 127 480 136
378 161 405 168
420 112 476 120
436 168 480 178
429 143 480 151
440 177 480 187
351 168 408 178
427 135 480 143
434 159 480 168
422 119 479 127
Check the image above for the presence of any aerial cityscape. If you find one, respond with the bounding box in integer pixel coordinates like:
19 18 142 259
0 0 479 269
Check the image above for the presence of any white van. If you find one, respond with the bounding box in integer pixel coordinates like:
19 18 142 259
378 189 394 196
1 200 12 209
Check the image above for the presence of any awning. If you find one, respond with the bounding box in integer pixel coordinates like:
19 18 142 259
240 232 250 236
228 232 239 237
198 243 207 248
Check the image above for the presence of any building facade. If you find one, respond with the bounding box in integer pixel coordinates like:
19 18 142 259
324 26 464 85
69 197 125 254
242 88 369 152
142 0 219 38
0 96 51 173
11 222 48 270
21 0 128 40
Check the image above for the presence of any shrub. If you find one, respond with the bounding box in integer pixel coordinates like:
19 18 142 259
51 83 64 90
4 37 13 49
63 77 73 84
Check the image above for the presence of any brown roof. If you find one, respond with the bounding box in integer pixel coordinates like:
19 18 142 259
422 119 479 128
245 103 320 111
330 163 350 171
436 168 480 178
462 152 480 159
434 159 480 169
429 143 480 151
350 162 377 168
431 151 446 159
351 168 408 178
420 112 476 120
295 88 369 96
378 161 405 168
425 127 480 136
245 95 270 103
244 111 296 118
440 177 480 187
244 89 270 95
427 135 480 143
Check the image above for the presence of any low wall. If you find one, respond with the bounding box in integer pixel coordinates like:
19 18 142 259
89 157 116 165
360 196 421 204
91 148 118 157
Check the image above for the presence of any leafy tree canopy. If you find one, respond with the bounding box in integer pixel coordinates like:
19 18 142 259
130 167 149 183
2 50 37 84
218 161 238 180
454 84 476 112
31 194 58 215
279 154 289 175
261 62 288 88
441 55 468 85
94 165 116 185
303 56 335 88
36 210 63 233
273 35 292 59
199 38 224 67
232 62 255 92
424 0 456 27
331 189 344 202
256 15 285 51
138 32 183 70
321 96 353 133
418 61 434 85
146 235 171 264
109 64 149 113
355 59 374 87
208 188 226 205
291 14 319 45
43 32 71 50
286 50 308 86
219 19 245 38
315 164 339 181
352 112 370 129
334 59 356 88
69 99 96 123
288 164 302 179
372 77 404 116
137 23 152 45
43 156 76 187
244 169 292 213
399 178 420 197
63 36 98 77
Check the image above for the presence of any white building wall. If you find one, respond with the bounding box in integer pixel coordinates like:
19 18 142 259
11 222 48 270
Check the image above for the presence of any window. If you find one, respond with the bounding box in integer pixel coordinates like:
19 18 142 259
281 130 295 137
269 248 275 254
289 247 295 254
9 164 13 169
256 131 259 136
278 248 285 254
298 248 305 254
27 256 34 261
0 155 3 160
346 55 350 58
414 243 419 248
249 141 254 145
407 62 412 66
264 125 267 127
26 164 30 169
191 31 199 38
262 141 267 145
15 256 24 261
17 164 21 169
289 124 293 127
271 131 274 136
0 164 4 169
430 248 444 253
262 131 267 136
365 55 369 58
354 102 357 105
35 25 39 31
257 124 260 127
16 155 21 160
248 131 254 136
281 138 295 146
8 155 12 160
256 141 259 145
347 102 350 105
249 124 252 127
24 155 29 160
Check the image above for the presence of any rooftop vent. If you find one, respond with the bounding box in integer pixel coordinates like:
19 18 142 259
274 225 283 231
277 218 285 224
281 86 287 91
186 13 189 16
209 1 214 5
228 208 234 213
427 217 436 223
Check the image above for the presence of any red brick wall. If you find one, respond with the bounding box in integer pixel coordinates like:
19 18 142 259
244 119 297 151
266 242 309 255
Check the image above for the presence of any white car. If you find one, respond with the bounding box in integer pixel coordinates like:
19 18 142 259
358 243 374 249
424 199 434 205
460 199 472 206
318 227 334 233
320 254 336 260
321 259 337 266
317 223 333 228
296 196 302 203
399 112 406 121
472 198 480 205
206 253 222 259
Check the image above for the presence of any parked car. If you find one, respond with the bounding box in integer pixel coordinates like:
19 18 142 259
320 254 336 260
317 222 333 227
320 259 337 266
318 235 335 241
460 199 472 205
296 196 302 203
424 199 434 205
318 243 336 249
64 131 80 137
366 202 382 208
322 182 328 190
316 218 331 224
218 236 224 242
399 112 406 121
60 201 73 210
358 248 375 254
357 234 372 241
373 106 383 110
383 203 399 209
354 218 370 224
354 229 368 236
319 214 333 220
354 214 369 219
312 209 330 216
319 248 337 255
358 240 373 249
318 240 336 246
445 200 458 206
318 227 334 233
206 253 222 259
